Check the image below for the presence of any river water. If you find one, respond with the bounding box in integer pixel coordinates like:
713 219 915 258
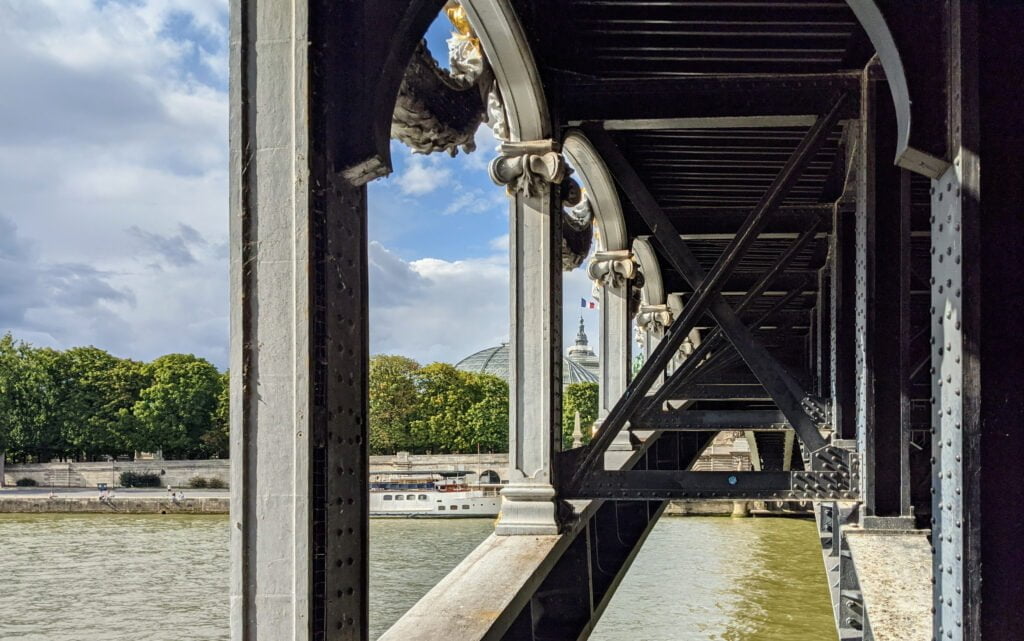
0 514 835 640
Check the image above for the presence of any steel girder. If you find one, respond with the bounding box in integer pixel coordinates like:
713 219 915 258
571 105 848 490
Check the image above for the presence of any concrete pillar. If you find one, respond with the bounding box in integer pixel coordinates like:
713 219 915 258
731 501 750 518
588 249 634 455
490 140 565 535
230 0 384 637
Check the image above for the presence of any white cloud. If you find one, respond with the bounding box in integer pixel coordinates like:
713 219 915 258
488 234 509 251
369 241 509 364
396 156 453 195
368 238 600 365
0 0 229 366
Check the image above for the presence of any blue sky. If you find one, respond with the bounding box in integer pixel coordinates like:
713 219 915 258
0 0 596 369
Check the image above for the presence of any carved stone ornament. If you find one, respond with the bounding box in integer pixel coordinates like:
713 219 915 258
562 189 594 271
445 3 484 84
391 40 485 157
635 304 674 337
446 1 509 142
588 249 636 289
489 140 567 197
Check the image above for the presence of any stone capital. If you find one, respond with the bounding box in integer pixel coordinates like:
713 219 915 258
489 140 567 197
636 303 674 336
588 249 636 290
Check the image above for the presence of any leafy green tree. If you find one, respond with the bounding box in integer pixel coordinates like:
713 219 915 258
201 371 230 458
410 363 468 453
410 364 509 454
57 347 150 460
562 382 599 449
132 354 222 458
0 333 23 456
8 345 67 462
368 355 421 454
461 372 508 453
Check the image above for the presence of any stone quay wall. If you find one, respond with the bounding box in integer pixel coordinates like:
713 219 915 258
2 454 508 488
369 452 509 479
2 459 230 489
0 496 229 514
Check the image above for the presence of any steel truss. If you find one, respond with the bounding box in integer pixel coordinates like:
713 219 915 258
565 94 853 501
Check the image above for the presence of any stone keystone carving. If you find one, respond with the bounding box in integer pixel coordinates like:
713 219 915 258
489 140 567 197
636 303 674 337
588 249 636 289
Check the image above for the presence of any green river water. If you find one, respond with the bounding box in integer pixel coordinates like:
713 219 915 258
0 514 835 640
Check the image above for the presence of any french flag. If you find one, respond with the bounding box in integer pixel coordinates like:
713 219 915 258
580 298 596 309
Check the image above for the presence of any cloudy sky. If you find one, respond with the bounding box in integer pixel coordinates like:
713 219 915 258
0 0 595 370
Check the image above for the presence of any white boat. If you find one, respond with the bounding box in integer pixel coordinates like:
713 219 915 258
369 472 501 518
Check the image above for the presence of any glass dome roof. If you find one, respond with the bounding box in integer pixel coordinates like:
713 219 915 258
455 342 598 386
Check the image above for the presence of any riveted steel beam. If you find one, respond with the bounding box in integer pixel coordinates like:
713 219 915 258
631 409 788 431
570 470 858 501
556 71 861 124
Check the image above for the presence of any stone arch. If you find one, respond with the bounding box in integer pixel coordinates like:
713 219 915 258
631 237 664 307
563 130 627 252
844 1 946 177
461 0 550 141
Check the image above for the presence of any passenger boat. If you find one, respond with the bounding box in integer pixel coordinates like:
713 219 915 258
369 471 501 518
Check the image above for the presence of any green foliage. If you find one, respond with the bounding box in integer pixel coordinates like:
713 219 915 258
368 355 421 454
562 382 599 449
0 337 67 462
0 333 227 462
58 347 149 460
15 477 38 487
409 364 508 454
367 358 509 454
132 354 222 459
200 371 230 458
119 471 162 487
186 476 226 489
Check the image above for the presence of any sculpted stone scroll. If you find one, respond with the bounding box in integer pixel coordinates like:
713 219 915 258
588 249 636 290
636 303 674 338
489 140 567 197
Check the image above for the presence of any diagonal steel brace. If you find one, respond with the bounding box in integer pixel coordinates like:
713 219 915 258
570 94 847 488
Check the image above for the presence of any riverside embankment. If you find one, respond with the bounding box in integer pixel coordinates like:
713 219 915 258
0 488 229 514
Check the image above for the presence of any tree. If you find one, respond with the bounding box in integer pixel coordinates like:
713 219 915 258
0 333 23 456
410 364 509 454
57 347 150 460
3 344 67 462
461 372 509 453
132 354 222 458
562 382 599 449
410 362 468 453
368 355 421 454
201 371 230 458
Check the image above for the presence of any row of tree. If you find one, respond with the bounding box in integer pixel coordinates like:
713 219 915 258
369 355 597 455
0 334 228 462
0 335 599 462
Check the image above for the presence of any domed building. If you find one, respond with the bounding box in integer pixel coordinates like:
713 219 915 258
456 317 600 386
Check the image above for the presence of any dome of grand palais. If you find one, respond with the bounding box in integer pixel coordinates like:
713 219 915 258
456 317 600 386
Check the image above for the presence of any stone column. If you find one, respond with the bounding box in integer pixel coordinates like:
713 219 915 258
490 140 565 535
635 304 674 374
633 304 674 443
588 249 634 455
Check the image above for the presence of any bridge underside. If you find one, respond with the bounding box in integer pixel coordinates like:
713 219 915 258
230 1 1024 640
